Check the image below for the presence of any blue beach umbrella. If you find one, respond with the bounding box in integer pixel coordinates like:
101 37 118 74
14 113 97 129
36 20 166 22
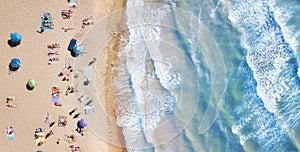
72 45 82 54
10 58 21 68
10 33 22 42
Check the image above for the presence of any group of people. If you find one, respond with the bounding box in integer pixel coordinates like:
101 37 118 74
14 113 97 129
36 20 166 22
48 43 60 65
61 10 73 19
31 0 86 151
82 16 94 28
6 96 16 108
58 69 71 81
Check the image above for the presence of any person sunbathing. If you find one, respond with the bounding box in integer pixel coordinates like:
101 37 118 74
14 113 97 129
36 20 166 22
62 10 73 19
82 16 94 28
48 57 59 64
65 86 76 95
65 134 77 143
44 113 51 124
6 97 16 108
6 126 14 135
43 22 54 29
48 52 59 56
62 72 70 81
62 26 74 32
47 43 60 48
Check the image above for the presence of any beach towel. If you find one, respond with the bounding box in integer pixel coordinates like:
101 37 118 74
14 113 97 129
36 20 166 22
58 116 67 127
68 0 77 7
6 133 15 140
48 47 59 54
84 105 94 115
51 87 60 102
51 96 59 103
35 136 45 146
40 12 53 30
73 129 83 137
65 58 74 69
44 114 52 124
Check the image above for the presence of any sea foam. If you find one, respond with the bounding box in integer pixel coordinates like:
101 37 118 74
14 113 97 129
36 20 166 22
229 0 300 150
112 0 180 150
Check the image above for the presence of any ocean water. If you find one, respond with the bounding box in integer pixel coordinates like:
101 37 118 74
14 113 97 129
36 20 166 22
111 0 300 151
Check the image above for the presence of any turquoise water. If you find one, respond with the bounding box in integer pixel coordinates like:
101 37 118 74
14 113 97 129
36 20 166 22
111 0 300 151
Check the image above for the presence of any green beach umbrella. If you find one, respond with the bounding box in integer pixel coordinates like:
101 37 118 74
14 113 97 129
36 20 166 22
27 79 37 89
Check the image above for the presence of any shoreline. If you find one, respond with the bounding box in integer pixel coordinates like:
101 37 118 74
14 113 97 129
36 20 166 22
97 0 129 151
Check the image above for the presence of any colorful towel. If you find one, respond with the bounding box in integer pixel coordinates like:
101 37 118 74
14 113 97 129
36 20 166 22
40 12 53 30
6 133 15 140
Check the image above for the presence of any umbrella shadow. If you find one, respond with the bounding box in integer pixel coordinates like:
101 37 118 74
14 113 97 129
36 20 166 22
8 64 20 71
26 84 34 91
8 39 20 47
70 51 80 57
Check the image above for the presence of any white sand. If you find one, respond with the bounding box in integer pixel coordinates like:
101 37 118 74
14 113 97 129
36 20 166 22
0 0 127 151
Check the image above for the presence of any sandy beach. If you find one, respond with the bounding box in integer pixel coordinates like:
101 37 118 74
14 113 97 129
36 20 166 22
0 0 127 151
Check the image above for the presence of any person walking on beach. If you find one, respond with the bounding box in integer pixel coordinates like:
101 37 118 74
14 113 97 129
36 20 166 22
88 57 97 66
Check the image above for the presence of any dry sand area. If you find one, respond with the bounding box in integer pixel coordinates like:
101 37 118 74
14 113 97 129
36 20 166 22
0 0 127 151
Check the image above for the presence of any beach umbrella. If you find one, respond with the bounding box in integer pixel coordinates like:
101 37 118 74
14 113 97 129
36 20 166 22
77 118 87 128
72 45 82 54
10 32 22 42
9 58 21 69
27 79 37 89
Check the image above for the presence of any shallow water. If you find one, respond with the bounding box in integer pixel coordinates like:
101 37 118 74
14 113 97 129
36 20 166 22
110 0 300 151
